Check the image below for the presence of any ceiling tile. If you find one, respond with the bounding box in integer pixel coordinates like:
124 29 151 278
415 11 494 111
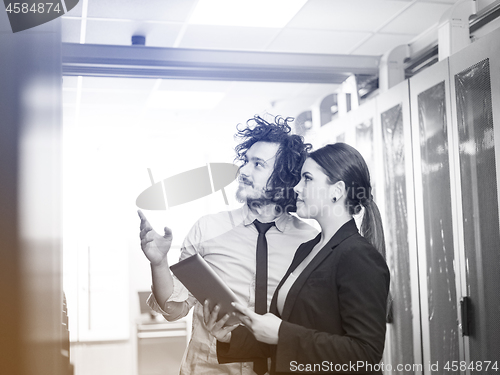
287 0 411 32
380 2 453 34
178 25 280 51
62 18 81 43
351 33 415 55
84 19 182 47
87 0 197 22
64 0 83 17
266 29 371 54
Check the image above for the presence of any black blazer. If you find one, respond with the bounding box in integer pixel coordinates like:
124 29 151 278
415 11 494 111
218 220 390 374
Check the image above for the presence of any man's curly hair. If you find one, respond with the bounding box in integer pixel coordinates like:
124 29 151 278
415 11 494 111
235 115 311 213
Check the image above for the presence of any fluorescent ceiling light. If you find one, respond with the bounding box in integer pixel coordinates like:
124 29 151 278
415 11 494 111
189 0 307 28
147 91 226 110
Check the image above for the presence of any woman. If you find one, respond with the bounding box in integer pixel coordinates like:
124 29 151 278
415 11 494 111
204 143 390 374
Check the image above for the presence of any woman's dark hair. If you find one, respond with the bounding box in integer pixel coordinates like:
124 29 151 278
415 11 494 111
235 115 311 213
308 143 386 258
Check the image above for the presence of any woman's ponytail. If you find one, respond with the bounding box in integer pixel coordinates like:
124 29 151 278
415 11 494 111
362 199 393 323
360 199 386 260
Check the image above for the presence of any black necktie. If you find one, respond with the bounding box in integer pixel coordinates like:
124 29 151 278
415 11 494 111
253 220 274 375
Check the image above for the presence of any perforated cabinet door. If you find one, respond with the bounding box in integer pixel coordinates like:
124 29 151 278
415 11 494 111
410 59 462 374
449 27 500 369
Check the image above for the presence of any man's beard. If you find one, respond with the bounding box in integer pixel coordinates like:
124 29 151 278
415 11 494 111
235 184 273 207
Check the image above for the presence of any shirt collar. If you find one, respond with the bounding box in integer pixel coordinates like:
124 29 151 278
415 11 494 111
241 203 290 233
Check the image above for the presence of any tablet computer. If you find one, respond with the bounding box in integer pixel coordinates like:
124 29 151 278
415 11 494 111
170 253 241 325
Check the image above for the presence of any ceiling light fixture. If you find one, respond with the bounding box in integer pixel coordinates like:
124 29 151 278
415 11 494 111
189 0 307 28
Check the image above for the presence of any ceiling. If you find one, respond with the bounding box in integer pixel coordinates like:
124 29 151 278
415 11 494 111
62 0 457 54
62 0 460 130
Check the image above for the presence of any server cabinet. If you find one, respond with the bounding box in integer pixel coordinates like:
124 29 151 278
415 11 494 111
409 59 462 374
353 100 378 196
448 27 500 372
346 99 377 169
310 101 360 148
316 88 422 374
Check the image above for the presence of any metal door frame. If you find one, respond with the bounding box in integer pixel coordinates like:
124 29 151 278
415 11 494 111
376 80 423 374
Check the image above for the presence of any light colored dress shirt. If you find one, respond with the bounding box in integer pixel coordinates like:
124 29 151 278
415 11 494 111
148 204 318 375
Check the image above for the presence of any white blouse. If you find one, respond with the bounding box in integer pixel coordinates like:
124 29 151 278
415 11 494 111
276 241 324 315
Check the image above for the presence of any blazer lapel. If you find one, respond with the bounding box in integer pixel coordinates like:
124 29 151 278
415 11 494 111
278 246 333 321
275 220 359 321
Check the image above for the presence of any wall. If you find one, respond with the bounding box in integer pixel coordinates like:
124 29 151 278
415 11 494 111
0 10 64 375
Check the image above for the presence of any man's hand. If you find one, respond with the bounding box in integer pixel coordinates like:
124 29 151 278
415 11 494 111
232 303 282 345
203 300 239 343
138 210 173 266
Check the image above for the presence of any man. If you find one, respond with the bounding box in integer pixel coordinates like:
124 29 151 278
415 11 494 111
139 115 318 375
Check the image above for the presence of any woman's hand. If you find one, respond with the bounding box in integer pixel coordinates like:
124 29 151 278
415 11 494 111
203 300 239 343
232 303 282 345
